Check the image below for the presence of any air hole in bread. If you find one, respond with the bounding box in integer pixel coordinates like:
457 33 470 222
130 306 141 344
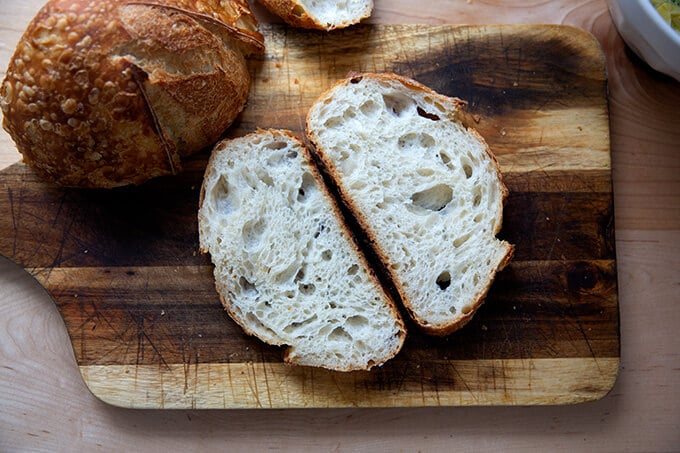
313 222 325 238
212 175 236 214
343 107 357 119
245 312 272 333
265 141 288 150
416 168 435 177
299 283 316 295
346 315 368 328
276 261 302 284
382 92 414 117
461 305 473 315
416 106 440 121
410 184 453 212
322 250 333 260
324 116 342 128
238 276 258 296
283 314 318 334
474 213 483 223
347 264 359 275
439 152 451 165
328 326 353 342
350 76 363 84
242 218 266 251
436 271 451 290
297 172 316 203
463 162 473 179
256 168 274 186
286 150 298 159
453 233 471 247
422 96 447 113
294 267 305 283
397 132 435 150
359 99 379 116
473 186 483 207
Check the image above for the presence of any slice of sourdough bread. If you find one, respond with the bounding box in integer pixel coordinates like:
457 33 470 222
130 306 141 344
258 0 372 31
306 73 514 336
198 129 406 371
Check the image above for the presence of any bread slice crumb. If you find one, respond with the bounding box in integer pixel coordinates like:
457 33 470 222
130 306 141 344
198 129 406 371
306 73 514 336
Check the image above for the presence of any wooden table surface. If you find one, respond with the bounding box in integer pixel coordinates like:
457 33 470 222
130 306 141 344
0 0 678 451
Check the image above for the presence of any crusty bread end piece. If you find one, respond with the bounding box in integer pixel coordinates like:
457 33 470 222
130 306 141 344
198 129 406 371
258 0 372 31
306 73 514 336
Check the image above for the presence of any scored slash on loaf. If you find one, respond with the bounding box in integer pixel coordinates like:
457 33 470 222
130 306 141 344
0 0 264 188
199 73 514 370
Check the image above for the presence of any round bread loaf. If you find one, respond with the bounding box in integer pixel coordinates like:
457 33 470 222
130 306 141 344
0 0 264 188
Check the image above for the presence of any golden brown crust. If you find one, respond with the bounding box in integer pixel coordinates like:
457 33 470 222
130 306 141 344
134 0 265 54
258 0 371 31
0 0 263 188
258 0 322 29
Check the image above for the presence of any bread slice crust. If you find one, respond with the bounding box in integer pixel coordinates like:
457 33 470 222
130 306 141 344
305 72 514 336
198 129 406 371
258 0 373 31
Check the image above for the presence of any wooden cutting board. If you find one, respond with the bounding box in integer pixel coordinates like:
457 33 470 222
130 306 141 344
0 24 618 409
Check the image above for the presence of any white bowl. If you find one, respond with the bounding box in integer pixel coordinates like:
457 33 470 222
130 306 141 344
608 0 680 81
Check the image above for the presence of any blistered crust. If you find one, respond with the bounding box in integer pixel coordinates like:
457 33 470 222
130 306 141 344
0 0 263 188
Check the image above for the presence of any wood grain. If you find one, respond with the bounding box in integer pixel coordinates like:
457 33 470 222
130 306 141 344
80 358 620 409
0 23 618 408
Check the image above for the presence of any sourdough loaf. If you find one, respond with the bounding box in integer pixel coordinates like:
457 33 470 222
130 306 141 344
198 129 406 371
306 73 514 336
0 0 264 188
